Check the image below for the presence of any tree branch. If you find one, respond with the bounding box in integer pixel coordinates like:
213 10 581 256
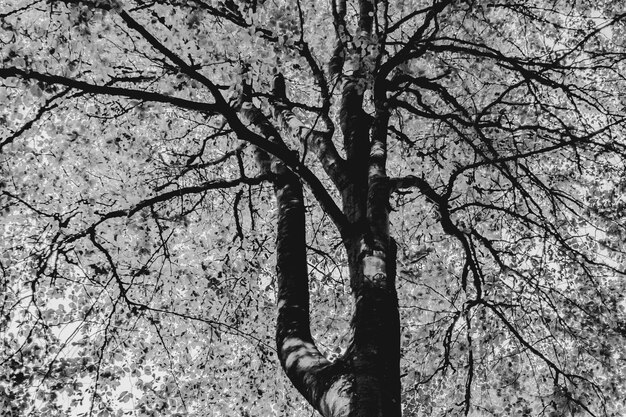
63 174 272 245
271 74 347 191
0 68 219 114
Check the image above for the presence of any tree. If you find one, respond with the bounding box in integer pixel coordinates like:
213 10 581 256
1 0 626 415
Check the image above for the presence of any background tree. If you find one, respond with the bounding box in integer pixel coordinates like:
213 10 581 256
1 0 626 416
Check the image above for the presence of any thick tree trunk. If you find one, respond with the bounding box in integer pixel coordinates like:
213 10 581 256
340 97 401 415
238 95 354 416
238 70 401 416
274 166 354 417
344 238 401 416
274 169 400 417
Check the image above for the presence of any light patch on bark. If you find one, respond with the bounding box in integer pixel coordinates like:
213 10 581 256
369 140 385 158
369 165 381 177
344 58 359 75
286 114 304 133
363 254 386 285
271 159 287 175
320 375 351 417
282 337 326 371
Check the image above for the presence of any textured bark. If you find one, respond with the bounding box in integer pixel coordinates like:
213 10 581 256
271 153 400 417
238 96 354 416
274 166 352 417
239 3 401 407
271 75 348 191
341 94 401 417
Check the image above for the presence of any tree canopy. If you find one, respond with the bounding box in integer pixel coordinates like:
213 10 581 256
1 0 626 416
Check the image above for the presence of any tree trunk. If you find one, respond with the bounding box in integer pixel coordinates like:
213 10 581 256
273 106 401 415
344 238 401 416
239 69 401 416
273 165 401 417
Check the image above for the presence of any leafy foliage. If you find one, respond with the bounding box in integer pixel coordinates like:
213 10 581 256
1 0 626 416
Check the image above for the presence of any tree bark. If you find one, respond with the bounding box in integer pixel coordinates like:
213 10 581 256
274 165 353 417
239 68 401 416
341 93 401 416
272 153 400 417
238 95 354 416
